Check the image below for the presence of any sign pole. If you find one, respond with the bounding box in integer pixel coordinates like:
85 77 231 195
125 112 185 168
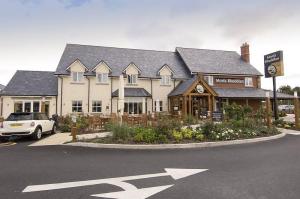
272 76 279 120
294 91 300 129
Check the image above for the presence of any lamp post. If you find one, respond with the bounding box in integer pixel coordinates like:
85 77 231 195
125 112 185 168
266 91 272 128
294 91 300 129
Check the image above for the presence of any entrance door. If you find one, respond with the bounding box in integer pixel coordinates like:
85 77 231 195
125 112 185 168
191 96 208 118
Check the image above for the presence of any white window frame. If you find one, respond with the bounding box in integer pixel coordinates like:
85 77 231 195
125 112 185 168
127 74 138 84
97 73 108 83
72 100 83 113
72 72 84 83
245 77 253 87
204 76 214 86
92 101 102 113
154 100 163 112
160 75 171 86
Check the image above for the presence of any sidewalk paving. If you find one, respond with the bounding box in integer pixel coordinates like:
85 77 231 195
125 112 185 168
29 132 112 146
279 128 300 135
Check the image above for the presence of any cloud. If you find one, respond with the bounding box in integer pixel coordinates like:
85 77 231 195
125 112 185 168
216 0 300 42
58 0 92 9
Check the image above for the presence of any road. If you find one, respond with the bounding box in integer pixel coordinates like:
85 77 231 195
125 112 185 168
0 134 300 199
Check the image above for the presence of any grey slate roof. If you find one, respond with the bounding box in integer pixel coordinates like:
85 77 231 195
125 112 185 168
176 47 262 76
214 88 294 99
168 76 197 96
112 88 151 97
55 44 191 79
1 70 57 96
0 84 5 91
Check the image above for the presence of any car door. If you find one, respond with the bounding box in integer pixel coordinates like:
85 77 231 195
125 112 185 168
41 113 52 132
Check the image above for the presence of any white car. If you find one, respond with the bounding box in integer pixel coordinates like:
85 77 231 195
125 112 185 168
0 112 56 140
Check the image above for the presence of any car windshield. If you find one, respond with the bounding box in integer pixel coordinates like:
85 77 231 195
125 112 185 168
6 113 33 121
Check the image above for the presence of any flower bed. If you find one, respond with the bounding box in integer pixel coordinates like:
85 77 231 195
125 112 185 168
83 119 280 144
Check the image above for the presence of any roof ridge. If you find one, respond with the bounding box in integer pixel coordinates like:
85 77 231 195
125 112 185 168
176 46 237 53
66 43 176 53
16 70 55 73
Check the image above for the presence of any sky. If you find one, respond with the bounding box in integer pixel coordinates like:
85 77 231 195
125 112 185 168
0 0 300 89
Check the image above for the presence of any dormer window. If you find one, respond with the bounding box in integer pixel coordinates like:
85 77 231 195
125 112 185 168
72 72 84 82
161 75 171 85
127 74 137 84
204 76 214 86
97 73 108 83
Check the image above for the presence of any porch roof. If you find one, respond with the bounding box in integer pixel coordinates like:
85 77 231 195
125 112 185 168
214 88 294 99
112 88 151 97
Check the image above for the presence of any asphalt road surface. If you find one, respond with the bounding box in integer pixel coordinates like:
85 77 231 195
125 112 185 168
0 134 300 199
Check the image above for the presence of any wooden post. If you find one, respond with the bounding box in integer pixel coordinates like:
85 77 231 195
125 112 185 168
183 96 187 117
71 125 77 142
188 95 192 116
0 117 4 122
208 95 212 119
294 91 300 129
266 92 272 128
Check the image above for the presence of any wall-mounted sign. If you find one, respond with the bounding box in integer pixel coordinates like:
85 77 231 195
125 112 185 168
215 78 244 84
196 85 204 93
264 51 284 78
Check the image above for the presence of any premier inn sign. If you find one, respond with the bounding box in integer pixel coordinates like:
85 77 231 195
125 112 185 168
264 51 284 78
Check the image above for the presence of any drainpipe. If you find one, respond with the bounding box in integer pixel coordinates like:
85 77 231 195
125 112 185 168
55 96 58 115
110 77 113 114
87 76 90 113
151 78 153 112
59 76 63 116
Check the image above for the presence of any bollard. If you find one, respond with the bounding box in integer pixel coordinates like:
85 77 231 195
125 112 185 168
294 91 300 129
71 126 77 142
0 117 4 122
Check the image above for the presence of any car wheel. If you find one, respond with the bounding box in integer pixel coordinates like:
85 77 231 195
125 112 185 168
51 125 57 134
33 128 42 140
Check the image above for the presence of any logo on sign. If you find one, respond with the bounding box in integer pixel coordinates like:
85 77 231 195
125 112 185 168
196 85 204 93
264 51 284 78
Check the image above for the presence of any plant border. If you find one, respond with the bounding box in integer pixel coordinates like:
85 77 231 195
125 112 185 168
66 132 286 150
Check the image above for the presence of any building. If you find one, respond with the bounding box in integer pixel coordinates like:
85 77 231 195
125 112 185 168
0 43 293 118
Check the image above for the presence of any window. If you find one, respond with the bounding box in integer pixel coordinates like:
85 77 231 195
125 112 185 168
24 102 31 112
97 73 108 83
154 101 163 112
124 98 144 114
245 77 253 87
204 76 214 86
160 75 171 85
92 101 102 112
127 74 137 84
33 102 40 112
14 102 23 113
72 72 84 82
72 101 82 112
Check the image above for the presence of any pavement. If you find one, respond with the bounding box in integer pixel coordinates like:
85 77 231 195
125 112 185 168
0 130 300 199
29 132 112 146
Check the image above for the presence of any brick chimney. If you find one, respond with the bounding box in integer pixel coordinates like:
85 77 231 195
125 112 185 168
240 42 250 63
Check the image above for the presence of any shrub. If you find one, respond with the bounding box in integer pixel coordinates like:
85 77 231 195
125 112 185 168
195 133 204 141
107 123 134 141
201 121 215 137
183 115 198 125
181 128 193 139
154 116 182 138
172 130 183 143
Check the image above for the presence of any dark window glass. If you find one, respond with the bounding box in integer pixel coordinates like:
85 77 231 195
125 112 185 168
6 113 33 121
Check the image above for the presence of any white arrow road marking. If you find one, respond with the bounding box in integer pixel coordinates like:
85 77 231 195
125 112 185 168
91 184 174 199
23 168 208 193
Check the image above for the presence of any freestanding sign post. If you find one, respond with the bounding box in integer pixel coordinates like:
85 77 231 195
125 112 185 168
264 51 284 121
